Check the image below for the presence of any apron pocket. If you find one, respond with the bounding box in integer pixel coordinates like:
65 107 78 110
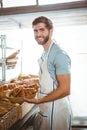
34 112 48 130
39 102 50 115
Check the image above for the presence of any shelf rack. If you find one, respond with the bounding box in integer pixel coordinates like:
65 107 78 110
0 35 6 81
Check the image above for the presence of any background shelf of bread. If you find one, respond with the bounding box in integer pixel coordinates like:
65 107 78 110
0 73 39 129
0 49 20 69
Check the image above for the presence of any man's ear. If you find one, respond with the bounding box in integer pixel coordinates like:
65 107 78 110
50 28 53 36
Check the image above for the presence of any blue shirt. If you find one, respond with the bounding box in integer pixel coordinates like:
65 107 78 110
47 43 71 86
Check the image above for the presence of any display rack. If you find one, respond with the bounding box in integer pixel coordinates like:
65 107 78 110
0 35 6 81
0 35 20 82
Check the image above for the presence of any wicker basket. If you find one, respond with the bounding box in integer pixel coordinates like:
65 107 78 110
0 106 18 130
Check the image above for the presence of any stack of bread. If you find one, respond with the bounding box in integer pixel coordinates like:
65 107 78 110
0 83 17 98
0 83 16 117
9 83 39 104
0 73 39 104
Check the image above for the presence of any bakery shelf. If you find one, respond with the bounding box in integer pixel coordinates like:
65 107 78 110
0 45 14 49
0 35 20 81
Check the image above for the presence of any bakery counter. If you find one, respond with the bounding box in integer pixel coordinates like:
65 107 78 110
8 103 39 130
0 73 39 130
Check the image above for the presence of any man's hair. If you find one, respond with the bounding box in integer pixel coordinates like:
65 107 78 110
32 16 53 30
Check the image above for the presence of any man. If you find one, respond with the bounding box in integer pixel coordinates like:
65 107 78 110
24 16 72 130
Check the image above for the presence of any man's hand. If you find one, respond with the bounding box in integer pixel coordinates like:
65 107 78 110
24 97 40 104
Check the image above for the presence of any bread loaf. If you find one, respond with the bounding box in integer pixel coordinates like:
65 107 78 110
0 106 8 116
0 85 3 92
8 83 16 90
10 78 17 83
18 73 31 80
12 86 24 97
2 84 8 91
0 98 14 111
6 50 20 60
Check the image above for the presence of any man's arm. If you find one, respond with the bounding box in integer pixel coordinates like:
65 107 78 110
24 74 71 104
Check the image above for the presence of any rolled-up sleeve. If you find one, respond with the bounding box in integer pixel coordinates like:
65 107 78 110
54 53 71 75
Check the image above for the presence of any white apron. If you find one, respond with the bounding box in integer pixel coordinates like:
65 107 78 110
34 43 72 130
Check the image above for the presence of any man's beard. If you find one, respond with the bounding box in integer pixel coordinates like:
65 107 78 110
35 34 49 45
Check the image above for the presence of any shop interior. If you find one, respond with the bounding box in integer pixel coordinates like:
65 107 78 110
0 0 87 130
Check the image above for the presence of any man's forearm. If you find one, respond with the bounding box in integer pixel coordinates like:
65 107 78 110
38 87 70 104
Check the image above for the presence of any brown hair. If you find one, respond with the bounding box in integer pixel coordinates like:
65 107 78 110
32 16 53 30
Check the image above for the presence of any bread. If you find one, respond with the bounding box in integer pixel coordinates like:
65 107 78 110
29 74 39 79
0 97 11 103
10 78 17 83
24 88 33 96
0 98 14 111
6 50 20 60
0 92 6 98
18 73 31 80
29 83 39 90
0 106 8 116
2 84 8 91
8 83 16 90
12 86 23 97
24 87 37 96
0 85 3 92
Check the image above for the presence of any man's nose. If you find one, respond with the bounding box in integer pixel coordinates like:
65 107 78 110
36 30 42 36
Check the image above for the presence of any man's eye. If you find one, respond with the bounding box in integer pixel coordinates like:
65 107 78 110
34 30 37 33
40 29 44 31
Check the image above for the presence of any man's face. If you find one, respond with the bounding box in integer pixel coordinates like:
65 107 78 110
33 23 52 45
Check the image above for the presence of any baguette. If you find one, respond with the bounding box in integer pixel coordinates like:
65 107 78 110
6 50 20 60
